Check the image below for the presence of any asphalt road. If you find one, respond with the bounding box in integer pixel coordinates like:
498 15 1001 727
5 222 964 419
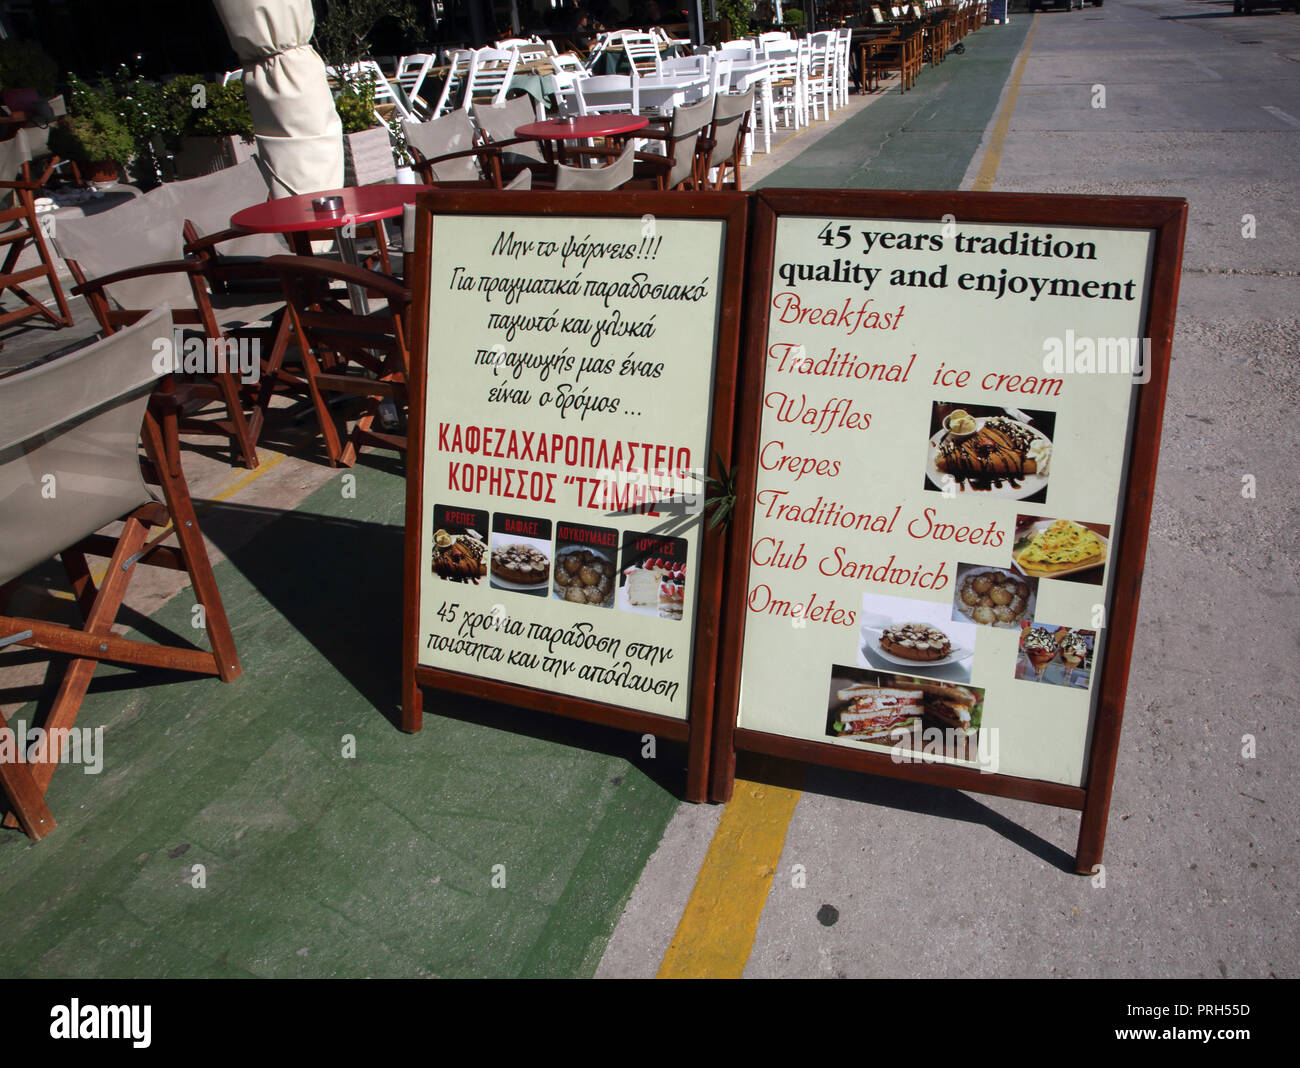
600 1 1300 979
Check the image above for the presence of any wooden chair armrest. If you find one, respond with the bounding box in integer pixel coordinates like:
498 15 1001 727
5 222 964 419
71 258 206 296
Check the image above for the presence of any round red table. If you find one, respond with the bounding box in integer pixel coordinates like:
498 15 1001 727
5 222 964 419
231 184 436 255
232 185 434 311
514 115 650 164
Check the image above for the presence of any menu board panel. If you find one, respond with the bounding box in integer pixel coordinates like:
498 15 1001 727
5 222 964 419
717 190 1186 869
738 213 1152 785
402 191 748 801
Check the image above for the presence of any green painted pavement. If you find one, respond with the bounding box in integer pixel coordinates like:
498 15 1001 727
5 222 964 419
757 19 1031 191
0 22 1032 979
0 460 678 978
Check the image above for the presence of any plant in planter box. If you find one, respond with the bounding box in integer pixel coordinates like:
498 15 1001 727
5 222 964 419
336 74 394 185
50 74 134 184
106 63 202 185
174 79 257 179
389 113 416 181
335 73 379 135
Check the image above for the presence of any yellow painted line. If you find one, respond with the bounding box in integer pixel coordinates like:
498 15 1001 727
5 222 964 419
657 761 804 979
971 14 1040 192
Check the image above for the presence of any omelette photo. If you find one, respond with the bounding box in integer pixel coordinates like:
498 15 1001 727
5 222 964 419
1012 518 1108 579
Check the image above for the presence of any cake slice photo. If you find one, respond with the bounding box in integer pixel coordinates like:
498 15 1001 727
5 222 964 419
618 533 688 621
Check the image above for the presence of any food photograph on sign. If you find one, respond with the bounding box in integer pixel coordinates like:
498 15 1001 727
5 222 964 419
1016 623 1096 689
859 591 978 683
1011 515 1110 584
951 562 1038 629
826 666 987 765
552 522 619 609
430 505 489 584
923 400 1056 503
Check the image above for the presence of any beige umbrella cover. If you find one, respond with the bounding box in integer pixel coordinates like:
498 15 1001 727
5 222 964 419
211 0 344 197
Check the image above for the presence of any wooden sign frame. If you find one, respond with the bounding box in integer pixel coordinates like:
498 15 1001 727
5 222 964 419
402 190 749 802
712 189 1187 872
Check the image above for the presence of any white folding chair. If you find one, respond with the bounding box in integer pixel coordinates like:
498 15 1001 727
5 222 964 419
395 54 436 117
464 47 520 108
430 49 474 117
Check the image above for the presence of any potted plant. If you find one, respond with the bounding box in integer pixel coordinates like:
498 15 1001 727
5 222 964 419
782 7 806 32
389 114 415 184
336 73 393 185
50 75 135 187
174 79 257 179
0 38 58 113
103 64 199 187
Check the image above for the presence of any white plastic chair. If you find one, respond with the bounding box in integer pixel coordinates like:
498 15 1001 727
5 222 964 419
395 54 436 117
430 49 474 117
622 33 664 79
464 47 520 108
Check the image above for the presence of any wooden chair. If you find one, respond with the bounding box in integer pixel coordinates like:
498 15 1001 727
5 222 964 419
0 135 73 339
0 306 241 840
403 109 505 187
472 97 550 184
53 170 282 470
631 97 714 191
698 88 755 191
266 256 412 468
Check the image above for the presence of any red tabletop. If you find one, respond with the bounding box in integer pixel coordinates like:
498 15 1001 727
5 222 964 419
231 185 436 235
514 115 650 141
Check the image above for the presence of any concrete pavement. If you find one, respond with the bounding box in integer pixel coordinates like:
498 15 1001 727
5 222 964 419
599 1 1300 979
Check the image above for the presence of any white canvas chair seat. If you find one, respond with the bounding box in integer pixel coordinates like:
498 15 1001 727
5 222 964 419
554 144 635 191
403 109 501 185
0 306 241 841
473 97 547 169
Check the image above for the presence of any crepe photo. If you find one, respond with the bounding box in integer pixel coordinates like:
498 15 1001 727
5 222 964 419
923 401 1056 503
430 504 489 584
859 591 978 683
1011 515 1109 584
1016 622 1096 689
826 665 986 763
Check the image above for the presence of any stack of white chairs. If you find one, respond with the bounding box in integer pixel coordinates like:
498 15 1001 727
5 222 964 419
622 32 665 78
462 47 520 109
835 28 853 108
